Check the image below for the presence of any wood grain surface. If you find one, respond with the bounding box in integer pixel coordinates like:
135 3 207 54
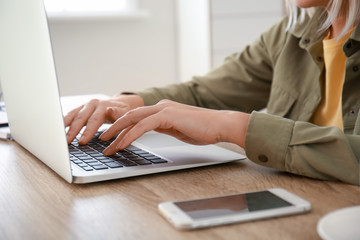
0 140 359 240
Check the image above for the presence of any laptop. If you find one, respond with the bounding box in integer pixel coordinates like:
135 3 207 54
0 0 246 184
0 103 8 127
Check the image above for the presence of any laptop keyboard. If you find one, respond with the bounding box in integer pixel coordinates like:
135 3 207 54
69 132 168 171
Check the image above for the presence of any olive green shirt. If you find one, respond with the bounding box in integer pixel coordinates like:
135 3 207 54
136 9 360 185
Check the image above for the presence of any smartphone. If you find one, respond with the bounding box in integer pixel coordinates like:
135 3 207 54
158 188 311 230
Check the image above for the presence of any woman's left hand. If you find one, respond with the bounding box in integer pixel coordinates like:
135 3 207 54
99 100 250 156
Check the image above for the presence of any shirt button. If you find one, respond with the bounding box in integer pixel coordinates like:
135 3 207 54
353 66 359 72
303 39 310 44
350 109 356 115
258 155 269 163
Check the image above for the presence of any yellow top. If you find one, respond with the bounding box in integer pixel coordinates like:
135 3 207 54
310 29 354 131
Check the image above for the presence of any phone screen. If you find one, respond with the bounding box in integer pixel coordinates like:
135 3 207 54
174 191 293 220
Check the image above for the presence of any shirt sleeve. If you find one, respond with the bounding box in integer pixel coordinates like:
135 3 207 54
245 111 360 185
136 17 290 113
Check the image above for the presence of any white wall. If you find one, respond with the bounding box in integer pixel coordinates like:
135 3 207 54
49 0 284 97
49 0 178 96
176 0 283 82
211 0 283 68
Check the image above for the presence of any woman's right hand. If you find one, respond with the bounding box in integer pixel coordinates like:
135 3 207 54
64 94 144 145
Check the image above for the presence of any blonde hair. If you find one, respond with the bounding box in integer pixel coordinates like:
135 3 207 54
285 0 360 38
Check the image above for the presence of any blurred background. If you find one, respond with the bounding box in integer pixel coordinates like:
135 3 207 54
45 0 284 96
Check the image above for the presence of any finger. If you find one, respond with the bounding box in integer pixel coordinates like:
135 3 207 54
78 108 107 145
79 103 129 144
103 114 163 156
115 112 168 151
102 125 135 156
66 102 98 144
99 105 162 141
106 107 124 123
64 105 83 127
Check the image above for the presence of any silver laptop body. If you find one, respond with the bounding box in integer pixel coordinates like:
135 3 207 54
0 0 246 183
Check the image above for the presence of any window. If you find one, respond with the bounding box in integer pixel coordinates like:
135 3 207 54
44 0 148 20
44 0 138 13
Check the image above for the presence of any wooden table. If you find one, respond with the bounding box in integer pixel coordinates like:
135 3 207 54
0 139 359 240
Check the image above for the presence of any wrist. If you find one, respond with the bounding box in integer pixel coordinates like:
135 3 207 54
220 111 250 148
113 93 145 109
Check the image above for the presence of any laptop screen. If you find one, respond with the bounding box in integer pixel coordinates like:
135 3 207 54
0 0 73 182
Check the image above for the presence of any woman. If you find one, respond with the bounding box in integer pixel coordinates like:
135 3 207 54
65 0 360 185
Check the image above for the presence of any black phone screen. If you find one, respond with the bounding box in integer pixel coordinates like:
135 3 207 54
174 191 293 220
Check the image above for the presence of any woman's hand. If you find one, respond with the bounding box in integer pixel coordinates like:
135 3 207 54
64 94 144 145
99 100 250 156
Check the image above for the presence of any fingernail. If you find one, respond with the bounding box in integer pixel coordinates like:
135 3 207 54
99 132 107 140
99 132 104 139
103 148 109 155
103 147 112 156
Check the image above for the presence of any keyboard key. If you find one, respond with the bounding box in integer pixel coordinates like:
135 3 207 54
115 158 137 167
92 165 108 170
72 153 88 157
85 151 98 155
143 156 163 160
82 166 94 171
98 158 115 163
133 160 152 165
82 159 99 164
78 156 93 160
137 153 156 158
77 163 88 168
94 156 111 160
150 158 168 164
87 162 103 167
69 131 168 171
105 162 123 168
126 156 145 161
71 159 83 164
121 152 136 158
125 146 140 151
90 154 105 158
77 146 92 151
69 149 81 154
131 150 149 155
